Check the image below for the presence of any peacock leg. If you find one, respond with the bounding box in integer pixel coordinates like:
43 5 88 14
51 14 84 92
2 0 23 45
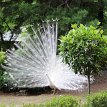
53 88 57 95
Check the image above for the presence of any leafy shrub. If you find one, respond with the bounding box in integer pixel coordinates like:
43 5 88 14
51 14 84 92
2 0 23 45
59 24 107 94
86 91 107 107
0 51 6 64
0 51 6 89
44 95 78 107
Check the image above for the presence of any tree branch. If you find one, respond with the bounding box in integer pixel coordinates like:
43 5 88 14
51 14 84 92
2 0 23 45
0 17 14 41
0 30 4 43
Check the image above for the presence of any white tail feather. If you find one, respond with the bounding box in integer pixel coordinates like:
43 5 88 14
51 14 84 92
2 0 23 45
4 21 87 90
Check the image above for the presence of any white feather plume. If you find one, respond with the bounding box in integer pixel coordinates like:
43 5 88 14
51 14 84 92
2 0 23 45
4 21 87 90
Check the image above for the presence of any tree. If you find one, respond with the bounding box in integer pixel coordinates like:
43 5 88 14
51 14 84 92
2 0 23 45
59 24 107 94
1 0 107 50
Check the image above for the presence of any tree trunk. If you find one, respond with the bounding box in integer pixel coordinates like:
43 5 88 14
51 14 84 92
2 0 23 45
98 0 104 26
0 31 4 51
87 75 91 95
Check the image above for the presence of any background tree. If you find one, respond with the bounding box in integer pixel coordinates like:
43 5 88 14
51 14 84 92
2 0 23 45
1 0 107 50
59 24 107 94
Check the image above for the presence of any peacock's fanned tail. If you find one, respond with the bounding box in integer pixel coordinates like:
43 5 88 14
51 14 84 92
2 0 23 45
4 21 88 90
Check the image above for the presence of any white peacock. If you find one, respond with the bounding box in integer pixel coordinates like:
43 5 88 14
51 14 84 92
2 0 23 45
4 20 87 92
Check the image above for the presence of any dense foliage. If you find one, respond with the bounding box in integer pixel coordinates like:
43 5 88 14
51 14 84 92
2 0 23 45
1 0 107 47
86 91 107 107
44 95 78 107
0 51 6 64
59 24 107 94
0 51 6 88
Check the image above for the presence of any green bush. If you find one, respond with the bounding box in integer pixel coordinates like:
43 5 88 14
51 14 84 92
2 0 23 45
59 24 107 94
86 91 107 107
44 95 78 107
0 51 6 64
0 51 6 89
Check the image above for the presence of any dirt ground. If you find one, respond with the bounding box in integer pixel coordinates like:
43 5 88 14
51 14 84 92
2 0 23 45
0 72 107 106
0 94 56 106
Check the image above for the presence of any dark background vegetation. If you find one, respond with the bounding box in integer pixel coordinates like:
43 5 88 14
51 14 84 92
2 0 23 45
0 0 107 49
